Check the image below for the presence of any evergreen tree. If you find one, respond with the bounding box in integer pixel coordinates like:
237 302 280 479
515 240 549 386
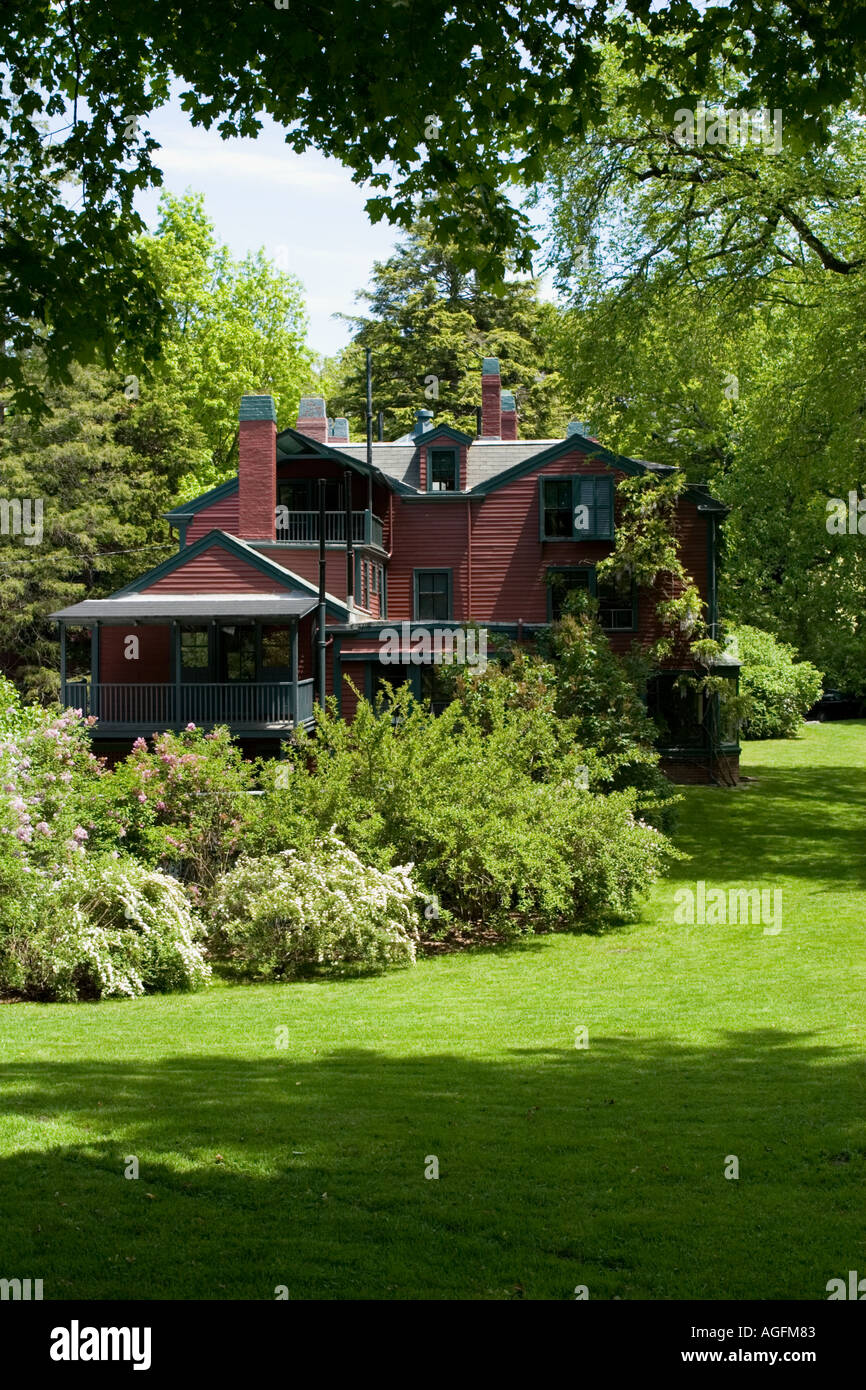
329 225 571 440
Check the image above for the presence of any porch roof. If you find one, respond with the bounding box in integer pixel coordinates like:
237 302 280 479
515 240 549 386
51 594 318 624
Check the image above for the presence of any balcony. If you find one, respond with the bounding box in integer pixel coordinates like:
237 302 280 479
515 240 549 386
275 508 384 548
63 680 315 733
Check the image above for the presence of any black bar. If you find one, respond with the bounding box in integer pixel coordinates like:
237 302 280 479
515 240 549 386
377 409 384 442
345 468 355 610
476 406 482 437
317 479 327 707
365 347 373 469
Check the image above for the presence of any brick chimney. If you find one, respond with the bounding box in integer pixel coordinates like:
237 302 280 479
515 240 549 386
501 390 518 440
297 395 328 442
329 417 350 443
481 357 501 437
238 394 276 541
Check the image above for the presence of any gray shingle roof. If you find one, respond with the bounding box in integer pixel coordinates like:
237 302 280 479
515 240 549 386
51 595 319 623
333 438 672 492
336 443 421 488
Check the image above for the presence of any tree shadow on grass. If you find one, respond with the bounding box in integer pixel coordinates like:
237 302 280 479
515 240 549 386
667 765 866 892
1 1028 864 1301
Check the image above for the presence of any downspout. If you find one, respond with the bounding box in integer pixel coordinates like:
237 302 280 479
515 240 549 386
466 496 472 620
365 348 373 471
345 467 355 613
317 479 327 707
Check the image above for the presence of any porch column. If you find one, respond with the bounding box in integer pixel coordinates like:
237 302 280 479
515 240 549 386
291 618 299 728
172 620 181 727
91 622 100 719
59 621 67 708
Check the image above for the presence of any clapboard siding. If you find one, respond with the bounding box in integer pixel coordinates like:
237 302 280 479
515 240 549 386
387 501 469 619
144 546 287 594
469 453 621 622
186 495 240 543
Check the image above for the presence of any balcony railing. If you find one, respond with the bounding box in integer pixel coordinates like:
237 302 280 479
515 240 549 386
64 680 315 729
275 508 384 548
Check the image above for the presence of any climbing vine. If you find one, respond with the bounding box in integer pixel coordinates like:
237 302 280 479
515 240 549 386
595 473 749 732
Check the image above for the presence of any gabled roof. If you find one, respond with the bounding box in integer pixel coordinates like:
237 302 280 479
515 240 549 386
276 426 416 495
468 431 665 495
111 530 350 619
164 423 723 517
164 476 238 522
409 423 475 447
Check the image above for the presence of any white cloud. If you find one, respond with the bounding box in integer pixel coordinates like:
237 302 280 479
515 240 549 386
158 143 348 190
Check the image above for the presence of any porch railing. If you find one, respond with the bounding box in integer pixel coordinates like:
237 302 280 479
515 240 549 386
275 508 384 548
64 680 315 728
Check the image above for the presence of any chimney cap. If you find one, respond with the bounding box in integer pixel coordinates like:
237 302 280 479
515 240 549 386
501 391 517 412
413 408 434 438
482 356 500 376
329 417 350 440
566 420 591 437
239 393 277 423
298 395 326 419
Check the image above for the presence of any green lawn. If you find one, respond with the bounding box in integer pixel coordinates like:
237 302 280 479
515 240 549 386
1 723 864 1300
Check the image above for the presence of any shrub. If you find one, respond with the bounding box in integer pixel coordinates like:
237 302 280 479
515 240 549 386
207 832 419 978
96 725 258 886
249 689 676 937
0 700 109 871
731 626 824 739
0 855 210 1001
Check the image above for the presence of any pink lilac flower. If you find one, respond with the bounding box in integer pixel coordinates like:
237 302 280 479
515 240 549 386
185 722 196 731
132 738 147 751
35 822 51 836
72 826 88 842
137 792 147 804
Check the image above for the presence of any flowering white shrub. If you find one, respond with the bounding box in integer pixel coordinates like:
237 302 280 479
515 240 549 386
208 832 419 977
0 855 211 1001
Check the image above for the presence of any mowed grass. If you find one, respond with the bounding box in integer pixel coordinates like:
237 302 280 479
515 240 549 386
1 724 864 1301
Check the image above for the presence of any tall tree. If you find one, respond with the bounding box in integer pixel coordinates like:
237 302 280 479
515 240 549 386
4 2 866 407
137 193 313 497
541 70 866 690
0 363 197 699
330 225 571 439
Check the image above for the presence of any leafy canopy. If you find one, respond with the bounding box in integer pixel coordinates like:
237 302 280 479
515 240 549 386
4 2 866 405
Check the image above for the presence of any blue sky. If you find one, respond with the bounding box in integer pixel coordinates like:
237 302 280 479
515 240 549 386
133 99 413 359
134 96 554 361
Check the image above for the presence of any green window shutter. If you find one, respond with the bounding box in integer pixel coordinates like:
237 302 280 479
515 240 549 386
595 476 614 538
574 477 595 536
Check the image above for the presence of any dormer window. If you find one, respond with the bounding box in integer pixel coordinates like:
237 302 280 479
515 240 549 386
429 448 459 492
539 475 614 540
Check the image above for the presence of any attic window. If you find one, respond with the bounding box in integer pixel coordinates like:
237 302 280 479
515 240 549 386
540 475 614 540
429 448 458 492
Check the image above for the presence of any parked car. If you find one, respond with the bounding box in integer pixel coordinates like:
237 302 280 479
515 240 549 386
808 690 862 720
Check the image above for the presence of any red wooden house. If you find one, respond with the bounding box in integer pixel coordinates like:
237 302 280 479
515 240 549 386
52 358 738 782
